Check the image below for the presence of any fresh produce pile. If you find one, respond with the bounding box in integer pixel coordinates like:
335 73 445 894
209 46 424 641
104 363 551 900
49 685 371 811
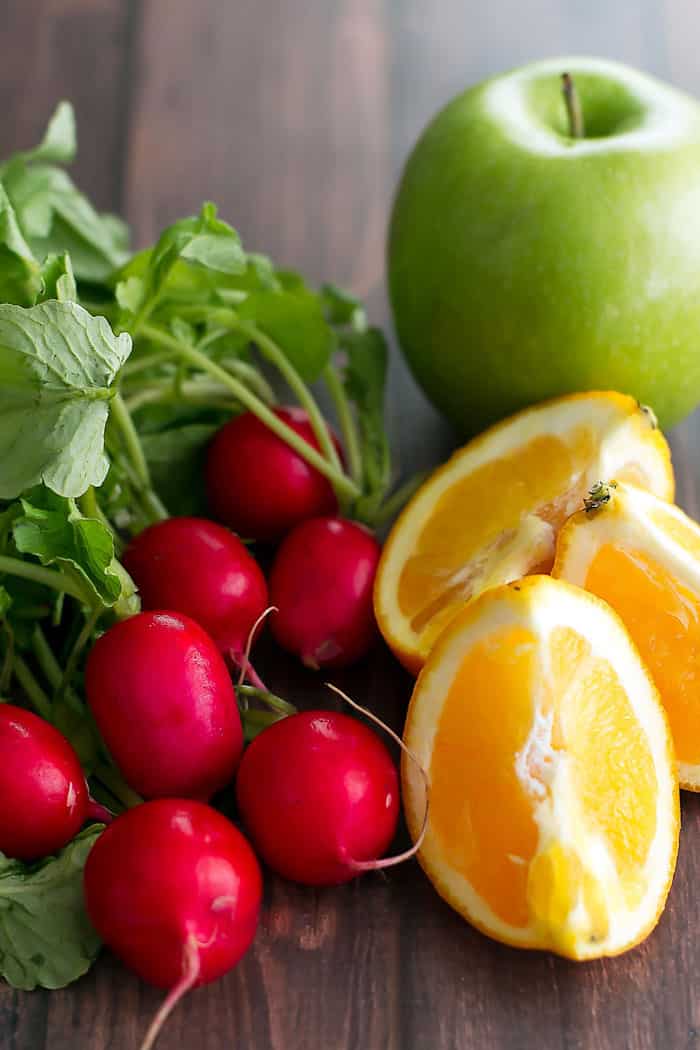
0 101 421 1043
5 55 700 1048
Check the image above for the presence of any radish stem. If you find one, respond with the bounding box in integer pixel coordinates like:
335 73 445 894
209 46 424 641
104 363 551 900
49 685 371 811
237 684 296 716
236 319 343 474
374 473 428 527
57 605 102 702
111 392 168 522
0 555 87 603
13 653 52 720
94 761 143 810
323 362 363 486
141 325 360 501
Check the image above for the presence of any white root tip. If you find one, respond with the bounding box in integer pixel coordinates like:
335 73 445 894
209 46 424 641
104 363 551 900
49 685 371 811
236 605 278 688
139 937 201 1050
325 682 430 873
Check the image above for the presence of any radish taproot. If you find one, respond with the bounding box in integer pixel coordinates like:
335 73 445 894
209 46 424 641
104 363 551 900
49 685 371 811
84 799 262 1050
0 705 106 861
205 406 342 542
268 516 381 669
85 612 242 800
123 517 269 667
235 708 400 885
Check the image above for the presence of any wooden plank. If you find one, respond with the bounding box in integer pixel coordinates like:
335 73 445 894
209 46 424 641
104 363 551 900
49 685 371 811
0 0 136 212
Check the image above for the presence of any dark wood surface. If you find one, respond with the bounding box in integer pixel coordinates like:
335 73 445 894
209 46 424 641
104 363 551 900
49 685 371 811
2 2 700 1048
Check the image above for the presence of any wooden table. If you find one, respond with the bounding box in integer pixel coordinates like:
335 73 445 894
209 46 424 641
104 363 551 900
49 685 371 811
2 2 700 1048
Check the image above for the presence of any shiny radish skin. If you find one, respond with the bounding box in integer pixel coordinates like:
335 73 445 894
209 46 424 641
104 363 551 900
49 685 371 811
123 517 269 660
83 799 262 989
269 517 381 669
85 612 242 800
0 705 90 861
236 711 399 885
206 406 342 542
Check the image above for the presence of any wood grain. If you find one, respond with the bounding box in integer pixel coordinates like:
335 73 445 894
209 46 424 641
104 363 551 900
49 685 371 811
2 1 700 1047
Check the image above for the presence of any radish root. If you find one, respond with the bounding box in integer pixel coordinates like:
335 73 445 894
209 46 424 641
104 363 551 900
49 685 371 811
235 605 278 692
139 936 201 1050
325 683 430 872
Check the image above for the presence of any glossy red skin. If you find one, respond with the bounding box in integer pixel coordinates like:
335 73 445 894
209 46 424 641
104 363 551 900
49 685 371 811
84 799 262 988
269 516 381 669
236 711 399 885
0 705 88 861
123 517 268 658
205 406 341 542
85 612 242 800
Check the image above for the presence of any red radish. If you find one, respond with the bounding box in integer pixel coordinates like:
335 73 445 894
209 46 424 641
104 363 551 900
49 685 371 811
0 705 105 861
236 709 399 885
123 517 268 664
85 612 242 800
205 406 342 542
84 799 262 1050
268 516 381 669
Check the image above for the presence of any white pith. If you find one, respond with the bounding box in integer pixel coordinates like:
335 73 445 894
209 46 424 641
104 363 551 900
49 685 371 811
483 56 700 157
402 577 678 957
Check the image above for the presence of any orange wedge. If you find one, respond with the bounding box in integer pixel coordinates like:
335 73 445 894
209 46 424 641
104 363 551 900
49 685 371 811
375 392 673 674
554 480 700 790
402 575 679 959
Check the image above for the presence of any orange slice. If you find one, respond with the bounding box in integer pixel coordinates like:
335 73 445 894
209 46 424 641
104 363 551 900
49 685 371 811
554 480 700 789
375 392 673 674
402 576 678 959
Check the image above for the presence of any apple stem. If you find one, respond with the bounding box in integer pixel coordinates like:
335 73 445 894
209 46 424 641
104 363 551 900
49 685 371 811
561 72 584 139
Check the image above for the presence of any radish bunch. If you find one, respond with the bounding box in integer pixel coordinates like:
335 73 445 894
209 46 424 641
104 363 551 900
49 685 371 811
0 108 424 1049
0 396 426 1050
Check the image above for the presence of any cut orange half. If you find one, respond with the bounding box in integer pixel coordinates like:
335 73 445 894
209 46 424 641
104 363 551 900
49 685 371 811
402 576 678 959
375 392 673 674
554 480 700 790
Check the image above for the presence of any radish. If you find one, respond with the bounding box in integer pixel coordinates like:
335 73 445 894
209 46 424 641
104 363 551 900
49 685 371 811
235 683 428 886
0 704 107 861
205 406 342 542
123 517 269 667
85 612 242 800
268 516 381 669
84 798 262 1050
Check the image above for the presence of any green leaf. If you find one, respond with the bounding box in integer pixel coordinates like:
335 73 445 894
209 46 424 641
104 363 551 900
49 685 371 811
116 203 246 330
115 274 145 314
21 102 76 166
100 213 130 254
0 586 11 617
141 422 220 517
0 184 41 306
21 170 127 281
0 104 128 284
321 283 366 328
38 252 77 303
340 327 391 507
0 825 102 990
238 288 334 382
13 488 123 606
0 300 132 499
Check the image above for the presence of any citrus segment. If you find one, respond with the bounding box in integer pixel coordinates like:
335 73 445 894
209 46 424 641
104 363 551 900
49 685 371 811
402 576 678 959
554 481 700 788
430 625 540 927
376 392 673 673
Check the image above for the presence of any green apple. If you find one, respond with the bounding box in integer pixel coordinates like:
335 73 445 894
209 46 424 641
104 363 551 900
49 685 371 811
388 56 700 433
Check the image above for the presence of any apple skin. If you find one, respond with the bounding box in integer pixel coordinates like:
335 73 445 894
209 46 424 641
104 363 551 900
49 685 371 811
388 56 700 434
